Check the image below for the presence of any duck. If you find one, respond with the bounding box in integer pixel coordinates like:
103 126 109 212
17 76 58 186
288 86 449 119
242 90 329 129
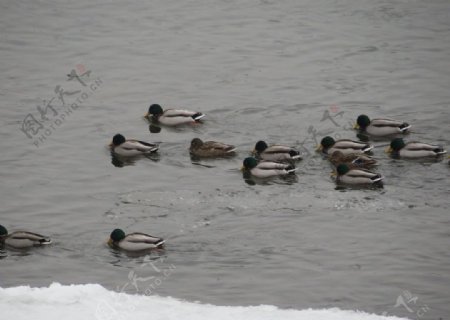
190 138 236 158
318 136 373 155
253 140 302 162
386 138 447 158
329 150 377 169
108 229 164 252
145 104 205 126
335 164 383 185
241 157 296 178
0 225 52 249
355 114 411 136
110 134 159 157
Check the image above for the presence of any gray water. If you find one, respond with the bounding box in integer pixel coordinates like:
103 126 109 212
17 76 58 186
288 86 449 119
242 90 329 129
1 0 450 319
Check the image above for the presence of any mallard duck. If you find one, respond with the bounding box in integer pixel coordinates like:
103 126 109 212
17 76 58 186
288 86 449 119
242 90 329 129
329 151 377 169
355 114 411 136
318 136 373 155
386 138 447 158
145 104 205 126
253 141 302 162
108 229 164 251
241 157 296 178
190 138 236 158
0 225 52 249
335 164 383 185
110 134 159 157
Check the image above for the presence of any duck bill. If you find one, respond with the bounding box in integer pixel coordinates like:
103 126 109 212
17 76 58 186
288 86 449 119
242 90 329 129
144 112 150 118
385 146 393 153
251 149 257 156
316 144 323 152
330 171 337 177
353 123 360 129
108 141 113 147
240 166 245 172
107 238 113 246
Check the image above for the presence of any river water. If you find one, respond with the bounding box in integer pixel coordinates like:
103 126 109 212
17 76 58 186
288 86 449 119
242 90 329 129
1 1 449 319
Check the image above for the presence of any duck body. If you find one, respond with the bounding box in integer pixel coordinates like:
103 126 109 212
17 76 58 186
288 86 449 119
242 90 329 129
335 164 383 185
110 134 159 157
356 115 411 136
388 138 447 159
253 141 302 162
190 138 236 158
242 157 296 178
108 229 164 252
0 225 52 249
320 136 373 155
329 151 377 169
146 104 205 126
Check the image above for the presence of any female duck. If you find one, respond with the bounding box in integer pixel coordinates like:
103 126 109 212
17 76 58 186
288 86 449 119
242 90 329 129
329 151 377 169
145 104 205 126
318 136 373 155
355 114 411 136
190 138 236 158
253 140 302 162
335 164 383 185
108 229 164 252
0 225 52 249
241 157 296 178
387 138 447 158
110 134 159 157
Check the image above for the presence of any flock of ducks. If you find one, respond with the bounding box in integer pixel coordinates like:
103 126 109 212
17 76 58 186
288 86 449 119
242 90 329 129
2 106 448 252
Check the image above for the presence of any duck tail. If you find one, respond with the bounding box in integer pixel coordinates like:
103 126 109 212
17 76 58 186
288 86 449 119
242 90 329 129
289 150 302 160
192 113 205 121
362 144 374 152
155 239 165 247
434 148 447 155
371 174 383 183
285 165 297 174
399 123 411 132
39 238 52 245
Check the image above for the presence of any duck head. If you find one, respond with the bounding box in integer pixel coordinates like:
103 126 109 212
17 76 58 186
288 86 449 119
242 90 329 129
318 136 335 151
254 141 268 153
0 225 8 237
112 134 126 147
356 114 371 130
147 104 164 118
110 228 126 243
242 157 258 171
387 138 406 153
190 138 204 149
336 164 350 175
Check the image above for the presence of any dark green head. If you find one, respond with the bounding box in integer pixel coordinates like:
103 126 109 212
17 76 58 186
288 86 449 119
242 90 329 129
254 141 268 153
112 134 126 146
356 114 371 129
0 225 8 236
320 136 336 149
148 104 164 116
336 164 350 175
243 157 258 170
390 138 406 151
110 229 126 242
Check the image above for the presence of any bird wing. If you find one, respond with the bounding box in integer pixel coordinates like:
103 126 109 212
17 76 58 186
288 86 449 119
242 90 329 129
257 161 289 170
370 118 404 127
163 109 197 117
126 233 164 244
123 140 158 152
9 231 52 244
203 141 236 152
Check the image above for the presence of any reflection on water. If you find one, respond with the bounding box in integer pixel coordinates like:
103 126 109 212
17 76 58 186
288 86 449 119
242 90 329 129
1 0 450 319
110 152 160 168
